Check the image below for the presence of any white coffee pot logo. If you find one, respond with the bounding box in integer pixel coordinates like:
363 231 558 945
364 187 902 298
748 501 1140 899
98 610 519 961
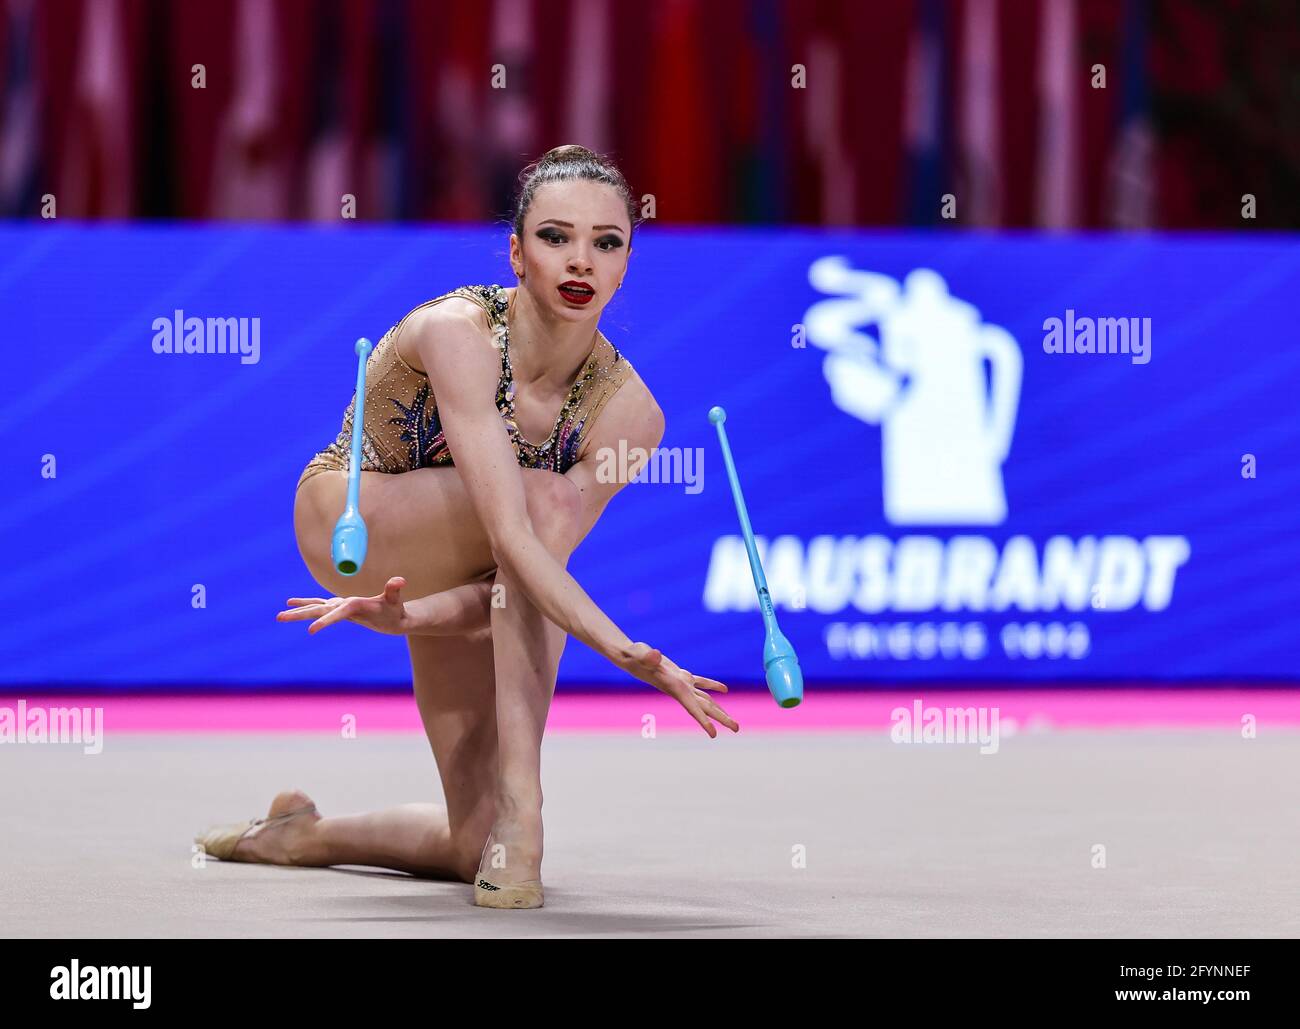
804 258 1022 525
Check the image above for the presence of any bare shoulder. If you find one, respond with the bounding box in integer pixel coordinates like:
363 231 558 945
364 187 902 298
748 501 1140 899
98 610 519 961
424 293 493 328
591 362 665 451
396 293 496 373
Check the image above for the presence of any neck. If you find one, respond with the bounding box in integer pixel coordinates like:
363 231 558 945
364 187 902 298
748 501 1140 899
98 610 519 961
505 286 599 393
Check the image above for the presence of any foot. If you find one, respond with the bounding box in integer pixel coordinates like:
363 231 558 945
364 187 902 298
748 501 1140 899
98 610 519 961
222 789 322 865
475 802 544 905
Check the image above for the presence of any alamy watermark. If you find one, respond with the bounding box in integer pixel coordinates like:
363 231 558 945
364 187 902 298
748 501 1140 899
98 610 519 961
594 440 703 494
152 310 261 365
1043 309 1151 365
0 700 103 754
50 960 150 1008
890 699 1001 755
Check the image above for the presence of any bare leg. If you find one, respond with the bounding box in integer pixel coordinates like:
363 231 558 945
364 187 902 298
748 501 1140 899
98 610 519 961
300 476 583 884
291 626 500 880
303 804 459 876
476 480 582 889
236 629 500 881
236 791 464 878
233 467 585 881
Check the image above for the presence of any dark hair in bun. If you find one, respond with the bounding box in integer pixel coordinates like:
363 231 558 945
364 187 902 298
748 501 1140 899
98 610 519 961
511 144 639 242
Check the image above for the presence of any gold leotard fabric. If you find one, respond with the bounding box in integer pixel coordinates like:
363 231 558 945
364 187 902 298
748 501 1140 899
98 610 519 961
296 284 635 493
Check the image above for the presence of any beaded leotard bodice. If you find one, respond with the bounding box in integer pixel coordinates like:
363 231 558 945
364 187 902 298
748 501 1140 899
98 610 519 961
297 284 634 492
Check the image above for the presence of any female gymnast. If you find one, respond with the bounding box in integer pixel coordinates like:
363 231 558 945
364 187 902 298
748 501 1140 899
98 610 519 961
195 145 739 909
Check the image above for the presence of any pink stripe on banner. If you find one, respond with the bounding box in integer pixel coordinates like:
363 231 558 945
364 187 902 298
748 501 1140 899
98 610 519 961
4 690 1299 734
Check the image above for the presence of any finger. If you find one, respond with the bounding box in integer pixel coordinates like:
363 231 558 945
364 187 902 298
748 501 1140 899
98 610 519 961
691 675 729 693
286 597 329 607
687 688 740 733
277 603 329 621
675 690 717 738
308 598 358 634
704 699 741 733
383 577 405 603
684 698 717 738
280 598 343 619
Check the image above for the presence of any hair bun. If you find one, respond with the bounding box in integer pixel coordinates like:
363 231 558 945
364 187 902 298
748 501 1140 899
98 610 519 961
541 144 595 165
511 144 637 244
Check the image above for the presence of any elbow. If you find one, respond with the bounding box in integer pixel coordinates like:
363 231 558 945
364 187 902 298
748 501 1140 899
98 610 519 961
488 535 515 575
493 474 584 566
487 517 530 573
487 473 582 570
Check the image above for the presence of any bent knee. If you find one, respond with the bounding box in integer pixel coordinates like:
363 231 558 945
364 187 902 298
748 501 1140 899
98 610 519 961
521 469 583 554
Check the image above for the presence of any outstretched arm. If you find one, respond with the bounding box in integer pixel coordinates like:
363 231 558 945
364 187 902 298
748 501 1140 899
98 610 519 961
401 379 656 639
412 302 634 662
557 384 737 734
408 302 732 725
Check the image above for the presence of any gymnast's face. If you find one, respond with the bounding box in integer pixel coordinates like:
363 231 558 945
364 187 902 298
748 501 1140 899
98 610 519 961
511 180 631 320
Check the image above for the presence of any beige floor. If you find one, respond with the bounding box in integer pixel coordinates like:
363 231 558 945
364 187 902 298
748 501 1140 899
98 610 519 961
1 729 1296 938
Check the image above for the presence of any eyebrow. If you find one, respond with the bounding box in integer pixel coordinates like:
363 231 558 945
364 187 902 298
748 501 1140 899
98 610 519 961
537 220 626 234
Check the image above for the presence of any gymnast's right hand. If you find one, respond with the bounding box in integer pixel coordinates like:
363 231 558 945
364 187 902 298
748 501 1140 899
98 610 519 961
276 576 413 636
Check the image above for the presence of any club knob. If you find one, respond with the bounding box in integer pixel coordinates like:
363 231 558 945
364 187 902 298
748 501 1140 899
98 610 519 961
765 656 803 708
332 519 368 576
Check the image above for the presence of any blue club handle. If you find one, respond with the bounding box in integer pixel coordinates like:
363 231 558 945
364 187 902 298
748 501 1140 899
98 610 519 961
709 405 803 708
331 337 373 576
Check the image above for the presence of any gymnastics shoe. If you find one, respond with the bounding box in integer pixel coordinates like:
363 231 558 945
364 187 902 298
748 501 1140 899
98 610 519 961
474 875 545 909
194 793 318 862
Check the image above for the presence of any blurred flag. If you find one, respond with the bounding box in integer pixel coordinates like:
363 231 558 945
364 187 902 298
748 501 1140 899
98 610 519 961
135 0 176 218
736 0 787 222
804 32 855 225
362 0 412 220
487 0 538 208
1107 0 1153 228
304 0 347 221
0 0 40 216
211 0 288 220
645 0 720 222
563 0 611 155
434 0 491 221
904 0 946 225
1035 0 1080 228
958 0 1002 226
62 0 134 217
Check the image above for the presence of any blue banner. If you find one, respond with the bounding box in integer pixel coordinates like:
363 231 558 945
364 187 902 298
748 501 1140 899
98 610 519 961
1 225 1297 688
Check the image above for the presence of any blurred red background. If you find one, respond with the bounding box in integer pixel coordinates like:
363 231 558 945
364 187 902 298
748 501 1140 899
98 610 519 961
0 0 1296 227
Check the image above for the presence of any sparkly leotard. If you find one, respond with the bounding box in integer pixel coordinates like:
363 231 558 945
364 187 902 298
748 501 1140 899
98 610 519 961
296 284 634 493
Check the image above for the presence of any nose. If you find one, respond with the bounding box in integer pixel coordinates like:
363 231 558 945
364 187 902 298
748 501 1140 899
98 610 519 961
567 240 594 277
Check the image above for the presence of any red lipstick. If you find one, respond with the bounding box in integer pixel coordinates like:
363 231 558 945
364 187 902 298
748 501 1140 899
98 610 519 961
558 281 595 306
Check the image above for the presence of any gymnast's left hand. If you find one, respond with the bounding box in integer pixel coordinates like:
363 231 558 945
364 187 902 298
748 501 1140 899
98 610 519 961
619 643 741 738
276 576 413 636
